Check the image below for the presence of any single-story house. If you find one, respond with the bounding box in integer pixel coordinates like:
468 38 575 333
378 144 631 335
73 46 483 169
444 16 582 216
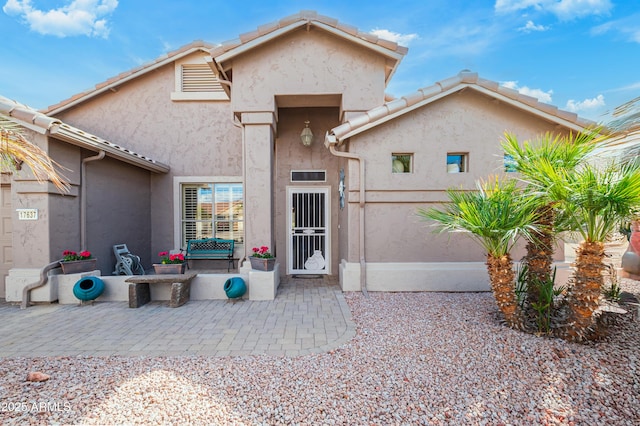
0 11 594 300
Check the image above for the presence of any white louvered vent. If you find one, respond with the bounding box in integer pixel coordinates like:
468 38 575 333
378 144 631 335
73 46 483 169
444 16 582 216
181 64 224 93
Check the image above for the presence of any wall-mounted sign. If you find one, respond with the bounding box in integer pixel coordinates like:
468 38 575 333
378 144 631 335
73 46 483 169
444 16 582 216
17 208 38 221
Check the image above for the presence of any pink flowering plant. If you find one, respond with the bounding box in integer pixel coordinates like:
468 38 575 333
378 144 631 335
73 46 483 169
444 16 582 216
158 251 185 264
251 246 273 258
62 250 92 262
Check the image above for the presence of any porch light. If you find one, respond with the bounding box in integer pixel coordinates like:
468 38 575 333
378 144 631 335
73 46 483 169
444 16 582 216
300 120 313 146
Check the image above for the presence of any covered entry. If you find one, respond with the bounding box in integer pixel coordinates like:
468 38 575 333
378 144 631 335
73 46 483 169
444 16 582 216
287 187 330 275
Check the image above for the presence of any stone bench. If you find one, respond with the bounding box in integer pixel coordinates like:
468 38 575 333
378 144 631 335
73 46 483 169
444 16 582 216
125 272 197 308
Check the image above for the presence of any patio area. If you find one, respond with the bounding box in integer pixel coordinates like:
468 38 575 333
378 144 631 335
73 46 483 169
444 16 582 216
0 275 355 357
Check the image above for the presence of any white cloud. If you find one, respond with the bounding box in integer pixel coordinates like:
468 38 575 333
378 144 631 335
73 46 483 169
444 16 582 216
370 28 418 46
495 0 613 20
591 14 640 44
502 80 554 103
565 94 605 112
518 20 549 32
3 0 118 38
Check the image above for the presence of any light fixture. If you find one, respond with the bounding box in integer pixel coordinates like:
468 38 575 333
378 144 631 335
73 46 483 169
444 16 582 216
300 120 313 146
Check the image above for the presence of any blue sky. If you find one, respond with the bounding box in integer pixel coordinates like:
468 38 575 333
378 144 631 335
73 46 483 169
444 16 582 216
1 0 639 123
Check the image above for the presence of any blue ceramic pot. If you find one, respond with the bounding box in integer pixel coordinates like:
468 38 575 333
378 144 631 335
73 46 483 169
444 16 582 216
224 277 246 299
73 276 105 301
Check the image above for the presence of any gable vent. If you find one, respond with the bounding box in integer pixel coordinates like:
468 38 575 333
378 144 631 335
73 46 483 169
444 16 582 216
181 64 224 93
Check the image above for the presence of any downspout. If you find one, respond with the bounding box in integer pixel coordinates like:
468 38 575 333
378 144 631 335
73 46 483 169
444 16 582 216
21 260 62 309
81 150 105 250
327 136 368 296
22 149 106 307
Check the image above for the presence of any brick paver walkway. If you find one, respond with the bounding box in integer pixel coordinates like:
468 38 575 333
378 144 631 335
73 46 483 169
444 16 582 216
0 276 355 357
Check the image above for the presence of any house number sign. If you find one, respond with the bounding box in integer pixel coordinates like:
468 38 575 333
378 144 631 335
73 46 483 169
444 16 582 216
17 208 38 221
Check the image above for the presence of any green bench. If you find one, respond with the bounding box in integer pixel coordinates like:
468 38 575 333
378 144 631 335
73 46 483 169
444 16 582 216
185 238 235 272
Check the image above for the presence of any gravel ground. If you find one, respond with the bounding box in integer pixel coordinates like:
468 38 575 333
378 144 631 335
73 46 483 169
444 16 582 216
1 281 639 425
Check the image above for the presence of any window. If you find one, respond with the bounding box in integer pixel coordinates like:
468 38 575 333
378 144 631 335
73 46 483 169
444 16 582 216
181 183 243 247
447 153 467 173
171 56 229 101
392 154 412 173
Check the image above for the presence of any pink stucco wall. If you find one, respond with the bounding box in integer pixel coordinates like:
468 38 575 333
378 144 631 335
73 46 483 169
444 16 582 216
230 27 387 114
345 89 569 263
53 54 242 258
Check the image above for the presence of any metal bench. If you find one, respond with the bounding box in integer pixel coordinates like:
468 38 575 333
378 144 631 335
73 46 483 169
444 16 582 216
185 238 235 272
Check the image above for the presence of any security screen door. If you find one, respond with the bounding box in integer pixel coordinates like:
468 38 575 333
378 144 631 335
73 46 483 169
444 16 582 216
287 187 329 275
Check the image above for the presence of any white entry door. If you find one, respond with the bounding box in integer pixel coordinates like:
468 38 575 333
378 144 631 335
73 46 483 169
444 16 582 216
287 187 330 275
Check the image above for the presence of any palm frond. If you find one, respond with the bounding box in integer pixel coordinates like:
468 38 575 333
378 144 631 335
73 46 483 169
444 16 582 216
0 114 69 193
417 177 538 257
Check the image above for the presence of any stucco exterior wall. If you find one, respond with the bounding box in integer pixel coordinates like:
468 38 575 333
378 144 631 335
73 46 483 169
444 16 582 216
52 54 242 256
347 89 570 264
84 157 151 273
230 27 386 114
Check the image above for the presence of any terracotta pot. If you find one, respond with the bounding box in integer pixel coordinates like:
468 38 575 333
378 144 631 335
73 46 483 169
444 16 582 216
153 263 186 274
60 258 97 274
249 256 275 271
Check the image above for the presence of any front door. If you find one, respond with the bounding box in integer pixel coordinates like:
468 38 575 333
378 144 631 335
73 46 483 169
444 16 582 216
287 187 329 275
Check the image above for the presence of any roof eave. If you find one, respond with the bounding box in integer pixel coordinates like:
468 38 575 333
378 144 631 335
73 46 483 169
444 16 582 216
333 83 592 144
46 45 212 116
50 124 170 174
213 19 405 82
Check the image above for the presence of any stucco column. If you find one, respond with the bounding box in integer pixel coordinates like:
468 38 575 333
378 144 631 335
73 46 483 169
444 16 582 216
241 112 276 258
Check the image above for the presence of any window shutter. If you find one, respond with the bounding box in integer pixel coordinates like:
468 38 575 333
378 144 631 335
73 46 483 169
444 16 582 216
181 64 224 93
183 186 198 242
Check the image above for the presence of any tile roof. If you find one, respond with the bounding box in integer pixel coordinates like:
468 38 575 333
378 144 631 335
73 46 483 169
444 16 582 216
211 10 407 58
46 41 214 115
328 70 597 143
210 10 407 83
0 95 169 173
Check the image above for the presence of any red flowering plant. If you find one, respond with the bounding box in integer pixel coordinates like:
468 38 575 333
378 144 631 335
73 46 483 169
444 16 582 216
62 250 92 262
251 246 273 259
158 251 185 264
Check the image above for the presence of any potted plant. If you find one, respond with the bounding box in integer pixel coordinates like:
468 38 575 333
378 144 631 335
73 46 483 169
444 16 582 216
249 245 275 271
60 250 97 274
153 250 186 274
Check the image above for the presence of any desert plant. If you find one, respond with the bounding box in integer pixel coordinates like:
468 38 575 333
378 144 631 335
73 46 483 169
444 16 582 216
0 114 69 192
418 177 538 329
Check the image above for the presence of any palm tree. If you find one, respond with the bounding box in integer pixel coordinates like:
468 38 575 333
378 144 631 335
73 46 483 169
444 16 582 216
557 161 640 340
417 177 538 329
0 115 69 192
501 130 601 300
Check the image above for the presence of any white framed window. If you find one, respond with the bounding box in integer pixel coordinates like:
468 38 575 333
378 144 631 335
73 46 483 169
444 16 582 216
171 56 229 101
175 177 243 248
447 153 468 173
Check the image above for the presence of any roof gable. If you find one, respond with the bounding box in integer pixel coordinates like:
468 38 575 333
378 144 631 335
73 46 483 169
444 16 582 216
327 71 597 144
46 41 215 115
210 10 407 85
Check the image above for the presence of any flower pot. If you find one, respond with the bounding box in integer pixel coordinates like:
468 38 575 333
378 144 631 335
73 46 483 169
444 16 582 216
153 263 186 274
224 277 246 299
249 256 275 271
60 258 97 274
73 276 105 301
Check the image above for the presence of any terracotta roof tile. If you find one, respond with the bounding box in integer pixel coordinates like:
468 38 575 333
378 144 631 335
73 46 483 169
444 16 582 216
1 95 166 172
328 70 596 143
46 40 214 114
210 10 408 61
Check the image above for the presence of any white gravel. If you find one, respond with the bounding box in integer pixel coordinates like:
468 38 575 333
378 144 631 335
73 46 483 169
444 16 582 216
1 280 638 425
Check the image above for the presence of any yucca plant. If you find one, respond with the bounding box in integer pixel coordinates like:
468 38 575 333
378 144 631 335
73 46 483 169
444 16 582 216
417 177 538 329
0 114 69 192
